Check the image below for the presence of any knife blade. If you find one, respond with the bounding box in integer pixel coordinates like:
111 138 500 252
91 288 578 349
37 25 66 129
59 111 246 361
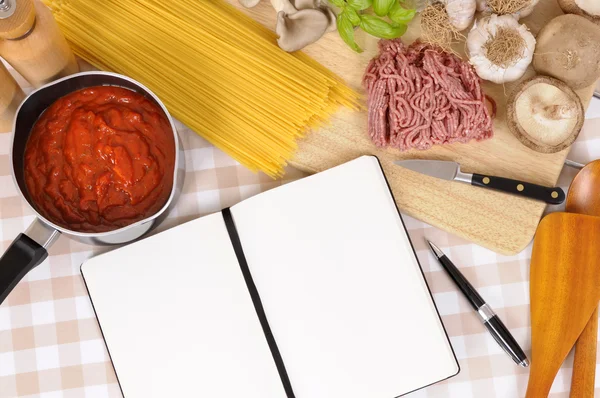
394 160 565 205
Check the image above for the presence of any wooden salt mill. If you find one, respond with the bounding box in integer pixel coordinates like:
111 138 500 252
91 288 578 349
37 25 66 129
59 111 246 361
0 0 78 88
0 61 24 132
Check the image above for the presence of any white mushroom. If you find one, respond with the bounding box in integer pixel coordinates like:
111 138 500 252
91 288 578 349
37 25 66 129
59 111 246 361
270 0 321 12
276 9 330 52
293 0 321 9
323 6 337 32
270 0 298 13
242 0 335 52
507 75 584 153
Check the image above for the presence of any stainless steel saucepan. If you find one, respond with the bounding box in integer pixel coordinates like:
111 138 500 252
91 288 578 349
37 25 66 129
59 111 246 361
0 71 185 304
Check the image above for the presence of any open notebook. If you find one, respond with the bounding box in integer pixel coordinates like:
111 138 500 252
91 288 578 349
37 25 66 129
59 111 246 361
81 156 459 398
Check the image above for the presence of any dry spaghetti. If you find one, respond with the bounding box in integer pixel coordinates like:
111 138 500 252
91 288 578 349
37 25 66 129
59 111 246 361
43 0 360 177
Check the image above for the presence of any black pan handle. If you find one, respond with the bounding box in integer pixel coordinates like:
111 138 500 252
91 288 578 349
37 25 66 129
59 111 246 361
0 234 48 304
472 174 566 205
0 220 59 305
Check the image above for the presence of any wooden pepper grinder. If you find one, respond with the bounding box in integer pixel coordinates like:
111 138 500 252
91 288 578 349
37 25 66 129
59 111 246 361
0 0 78 88
0 61 24 132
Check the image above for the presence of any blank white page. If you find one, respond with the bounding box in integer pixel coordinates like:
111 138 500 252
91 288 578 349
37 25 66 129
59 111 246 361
81 213 287 398
231 156 458 398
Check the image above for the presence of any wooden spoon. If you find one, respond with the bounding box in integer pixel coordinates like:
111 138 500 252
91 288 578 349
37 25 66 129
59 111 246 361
526 213 600 398
566 160 600 397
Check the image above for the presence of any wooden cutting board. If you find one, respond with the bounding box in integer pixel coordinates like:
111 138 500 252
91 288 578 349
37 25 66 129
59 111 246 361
229 0 596 255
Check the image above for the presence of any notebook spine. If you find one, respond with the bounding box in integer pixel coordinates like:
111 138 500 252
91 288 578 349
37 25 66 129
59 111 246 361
222 208 296 398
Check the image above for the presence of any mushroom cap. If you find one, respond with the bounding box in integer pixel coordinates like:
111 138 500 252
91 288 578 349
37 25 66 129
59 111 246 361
533 14 600 89
270 0 299 14
294 0 321 9
322 5 337 32
507 75 584 153
558 0 600 25
271 0 323 12
276 9 330 52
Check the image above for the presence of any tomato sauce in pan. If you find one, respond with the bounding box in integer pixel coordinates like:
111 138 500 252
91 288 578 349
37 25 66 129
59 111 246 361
24 86 176 233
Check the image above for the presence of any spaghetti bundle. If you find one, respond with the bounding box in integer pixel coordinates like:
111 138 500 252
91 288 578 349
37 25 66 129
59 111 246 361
44 0 360 177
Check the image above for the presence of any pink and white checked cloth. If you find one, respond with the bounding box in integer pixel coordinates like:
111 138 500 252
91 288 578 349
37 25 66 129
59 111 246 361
1 68 600 398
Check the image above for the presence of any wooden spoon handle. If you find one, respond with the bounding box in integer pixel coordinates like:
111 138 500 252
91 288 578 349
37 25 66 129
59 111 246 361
570 307 598 398
526 365 556 398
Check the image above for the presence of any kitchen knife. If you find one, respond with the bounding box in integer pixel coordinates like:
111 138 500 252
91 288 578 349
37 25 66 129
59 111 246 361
394 160 565 205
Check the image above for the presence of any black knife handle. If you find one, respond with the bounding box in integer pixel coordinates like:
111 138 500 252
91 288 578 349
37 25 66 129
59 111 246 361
472 174 565 205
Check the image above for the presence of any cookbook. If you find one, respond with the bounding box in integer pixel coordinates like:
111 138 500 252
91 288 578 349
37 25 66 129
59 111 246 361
81 155 459 398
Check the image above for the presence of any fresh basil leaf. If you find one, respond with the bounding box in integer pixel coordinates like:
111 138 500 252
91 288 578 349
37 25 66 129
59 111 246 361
328 0 347 7
388 2 416 24
346 0 372 11
337 12 362 52
359 14 407 39
345 7 361 26
372 0 395 16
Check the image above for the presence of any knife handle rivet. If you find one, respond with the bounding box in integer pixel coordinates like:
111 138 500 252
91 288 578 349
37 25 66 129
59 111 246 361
483 177 490 184
551 191 559 199
517 184 525 192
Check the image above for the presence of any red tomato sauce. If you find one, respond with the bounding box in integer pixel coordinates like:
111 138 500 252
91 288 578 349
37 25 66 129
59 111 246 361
24 86 176 233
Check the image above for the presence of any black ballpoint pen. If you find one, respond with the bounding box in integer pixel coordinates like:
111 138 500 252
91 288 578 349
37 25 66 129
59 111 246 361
427 240 530 368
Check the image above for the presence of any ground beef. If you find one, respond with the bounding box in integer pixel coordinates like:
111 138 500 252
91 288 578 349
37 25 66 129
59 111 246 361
363 39 495 151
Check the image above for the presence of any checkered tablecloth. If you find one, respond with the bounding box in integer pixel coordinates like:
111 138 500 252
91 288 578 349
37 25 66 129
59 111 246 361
1 67 600 398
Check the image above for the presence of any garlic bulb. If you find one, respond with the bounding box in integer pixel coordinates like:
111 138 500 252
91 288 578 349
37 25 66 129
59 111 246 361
441 0 477 30
467 14 536 84
516 0 540 18
476 0 540 19
476 0 488 11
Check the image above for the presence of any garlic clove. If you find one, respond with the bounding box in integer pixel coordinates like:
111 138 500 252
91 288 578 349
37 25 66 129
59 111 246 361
443 0 477 31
